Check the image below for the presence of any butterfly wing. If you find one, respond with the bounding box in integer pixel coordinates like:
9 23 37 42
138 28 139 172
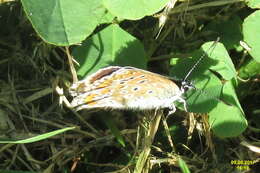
70 66 182 111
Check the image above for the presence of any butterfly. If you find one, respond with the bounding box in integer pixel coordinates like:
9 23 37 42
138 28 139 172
69 66 194 114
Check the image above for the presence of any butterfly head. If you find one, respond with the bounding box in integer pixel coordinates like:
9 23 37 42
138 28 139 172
180 80 195 93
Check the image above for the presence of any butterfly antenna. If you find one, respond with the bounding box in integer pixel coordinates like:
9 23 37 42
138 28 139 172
183 37 220 82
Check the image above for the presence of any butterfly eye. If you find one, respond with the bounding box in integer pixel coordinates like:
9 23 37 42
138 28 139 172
181 81 195 92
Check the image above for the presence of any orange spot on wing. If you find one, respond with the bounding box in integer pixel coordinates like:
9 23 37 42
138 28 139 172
85 94 98 104
96 81 111 88
100 88 110 95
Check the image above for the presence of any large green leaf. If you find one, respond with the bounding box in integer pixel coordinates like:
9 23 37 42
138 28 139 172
238 59 260 79
21 0 106 46
243 10 260 62
221 80 244 114
184 71 223 113
209 101 247 138
237 59 260 98
200 42 237 80
170 53 223 113
246 0 260 8
170 41 236 113
170 41 247 137
209 80 247 138
208 80 247 138
72 24 147 78
103 0 170 20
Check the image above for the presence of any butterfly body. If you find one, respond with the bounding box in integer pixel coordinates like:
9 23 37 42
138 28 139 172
69 66 187 113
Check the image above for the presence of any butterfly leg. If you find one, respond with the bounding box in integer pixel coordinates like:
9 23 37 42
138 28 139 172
56 85 73 108
177 97 187 112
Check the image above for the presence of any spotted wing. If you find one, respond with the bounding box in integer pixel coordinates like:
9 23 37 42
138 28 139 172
70 66 181 111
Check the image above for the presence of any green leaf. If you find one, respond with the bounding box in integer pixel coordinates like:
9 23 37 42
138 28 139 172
178 157 191 173
171 41 236 80
209 101 247 138
99 11 116 24
243 10 260 62
171 41 247 137
237 59 260 98
0 127 75 143
103 0 170 20
204 15 243 50
201 42 237 80
238 59 260 79
21 0 106 46
222 80 244 114
184 71 223 113
209 80 247 138
101 114 125 147
246 0 260 8
170 41 237 113
169 68 223 112
72 24 147 78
